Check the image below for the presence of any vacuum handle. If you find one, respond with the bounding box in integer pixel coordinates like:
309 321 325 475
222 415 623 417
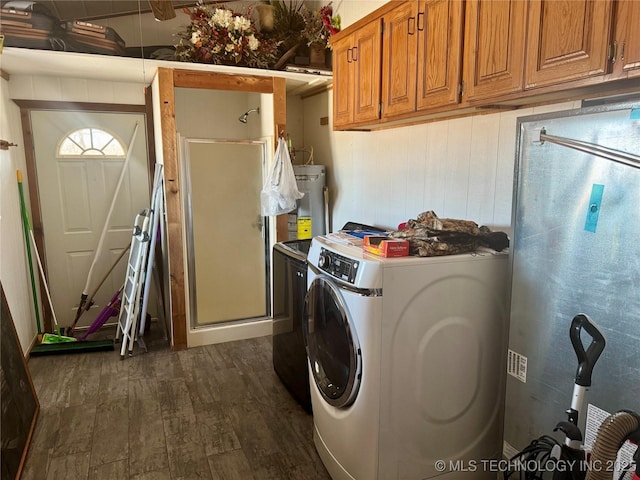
570 314 606 387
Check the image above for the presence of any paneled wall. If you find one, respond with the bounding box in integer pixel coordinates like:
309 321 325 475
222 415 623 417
302 90 581 232
1 78 35 353
8 75 145 104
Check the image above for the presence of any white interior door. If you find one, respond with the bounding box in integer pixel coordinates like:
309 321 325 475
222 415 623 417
31 111 149 330
183 139 267 326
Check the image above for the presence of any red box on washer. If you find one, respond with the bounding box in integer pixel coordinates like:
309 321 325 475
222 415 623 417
363 236 410 257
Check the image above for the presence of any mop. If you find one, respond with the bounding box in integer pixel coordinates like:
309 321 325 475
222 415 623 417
78 287 122 341
67 244 129 337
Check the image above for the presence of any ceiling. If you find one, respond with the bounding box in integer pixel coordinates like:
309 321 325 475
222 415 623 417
30 1 225 22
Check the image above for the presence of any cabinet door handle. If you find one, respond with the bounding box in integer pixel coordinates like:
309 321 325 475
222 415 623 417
417 11 425 31
621 42 626 61
347 48 352 63
608 41 618 63
352 46 358 62
408 16 416 35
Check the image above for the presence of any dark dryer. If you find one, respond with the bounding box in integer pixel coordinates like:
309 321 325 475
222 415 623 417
272 239 312 413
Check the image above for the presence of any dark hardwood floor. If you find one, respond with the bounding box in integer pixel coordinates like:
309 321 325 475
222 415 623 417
23 328 330 480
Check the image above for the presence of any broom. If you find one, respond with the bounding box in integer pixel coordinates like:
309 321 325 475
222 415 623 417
17 170 42 339
26 215 76 344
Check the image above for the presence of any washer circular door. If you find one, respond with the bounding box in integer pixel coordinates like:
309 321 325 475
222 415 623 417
303 275 361 408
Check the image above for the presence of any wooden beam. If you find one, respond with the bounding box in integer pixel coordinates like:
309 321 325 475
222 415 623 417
173 70 276 93
157 68 188 350
18 106 51 335
160 68 289 346
272 76 289 243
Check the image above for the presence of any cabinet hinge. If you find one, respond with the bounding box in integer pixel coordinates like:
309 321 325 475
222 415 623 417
458 82 464 97
379 103 383 115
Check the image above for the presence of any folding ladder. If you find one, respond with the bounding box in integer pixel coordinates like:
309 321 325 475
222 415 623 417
137 164 164 340
115 209 151 358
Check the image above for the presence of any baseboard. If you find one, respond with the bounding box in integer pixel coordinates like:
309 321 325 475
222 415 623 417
187 318 272 347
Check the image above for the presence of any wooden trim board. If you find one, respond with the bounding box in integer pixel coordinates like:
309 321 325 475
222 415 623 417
159 68 287 350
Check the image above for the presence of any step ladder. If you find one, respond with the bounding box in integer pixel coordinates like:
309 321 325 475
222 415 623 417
137 164 165 342
115 209 151 358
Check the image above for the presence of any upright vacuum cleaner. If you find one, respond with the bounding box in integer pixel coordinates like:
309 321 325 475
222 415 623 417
586 409 640 480
504 313 607 480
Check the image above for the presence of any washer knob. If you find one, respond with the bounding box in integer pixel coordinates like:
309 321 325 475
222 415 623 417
318 253 329 268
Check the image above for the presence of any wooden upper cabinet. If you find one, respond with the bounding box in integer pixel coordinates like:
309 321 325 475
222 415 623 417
416 0 464 111
333 35 356 128
353 18 383 124
381 0 464 118
525 0 614 88
332 18 382 129
610 0 640 79
462 0 528 103
381 1 418 118
331 0 638 130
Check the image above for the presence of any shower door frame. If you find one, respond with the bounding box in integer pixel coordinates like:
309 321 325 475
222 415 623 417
155 68 288 350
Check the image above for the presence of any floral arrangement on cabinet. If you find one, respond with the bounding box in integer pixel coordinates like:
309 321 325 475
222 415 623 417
174 1 341 70
301 3 341 49
174 3 280 68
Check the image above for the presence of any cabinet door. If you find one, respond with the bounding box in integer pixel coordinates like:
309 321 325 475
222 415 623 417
353 18 383 124
525 0 614 88
333 35 355 129
462 0 527 102
381 1 418 118
416 0 464 111
611 0 640 78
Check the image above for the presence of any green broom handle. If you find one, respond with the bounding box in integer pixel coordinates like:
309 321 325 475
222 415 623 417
17 170 42 335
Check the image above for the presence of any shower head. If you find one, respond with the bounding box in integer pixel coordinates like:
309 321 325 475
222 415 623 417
239 107 260 124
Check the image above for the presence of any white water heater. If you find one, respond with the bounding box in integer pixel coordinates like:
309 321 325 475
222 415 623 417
290 165 326 240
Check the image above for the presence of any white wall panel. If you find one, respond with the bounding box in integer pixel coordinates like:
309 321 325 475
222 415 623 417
31 76 64 101
337 1 387 28
495 108 530 230
467 114 500 227
59 78 90 102
405 124 426 216
382 127 411 227
174 88 259 140
5 75 34 101
305 91 582 237
423 120 448 216
8 74 145 104
442 116 472 220
0 78 38 353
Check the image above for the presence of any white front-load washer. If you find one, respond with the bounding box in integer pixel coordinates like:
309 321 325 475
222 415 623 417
304 234 510 480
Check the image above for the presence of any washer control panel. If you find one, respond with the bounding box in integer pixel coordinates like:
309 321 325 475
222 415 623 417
318 248 359 284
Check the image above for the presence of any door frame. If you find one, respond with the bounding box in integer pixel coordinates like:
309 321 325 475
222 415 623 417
14 98 155 333
155 68 287 350
180 137 271 329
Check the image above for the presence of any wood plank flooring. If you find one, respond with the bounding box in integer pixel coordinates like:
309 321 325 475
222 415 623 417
23 330 330 480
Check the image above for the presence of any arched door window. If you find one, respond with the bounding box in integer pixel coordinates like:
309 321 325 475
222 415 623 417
58 127 126 157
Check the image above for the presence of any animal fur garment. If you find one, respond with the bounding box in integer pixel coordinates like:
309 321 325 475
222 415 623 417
389 211 509 256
